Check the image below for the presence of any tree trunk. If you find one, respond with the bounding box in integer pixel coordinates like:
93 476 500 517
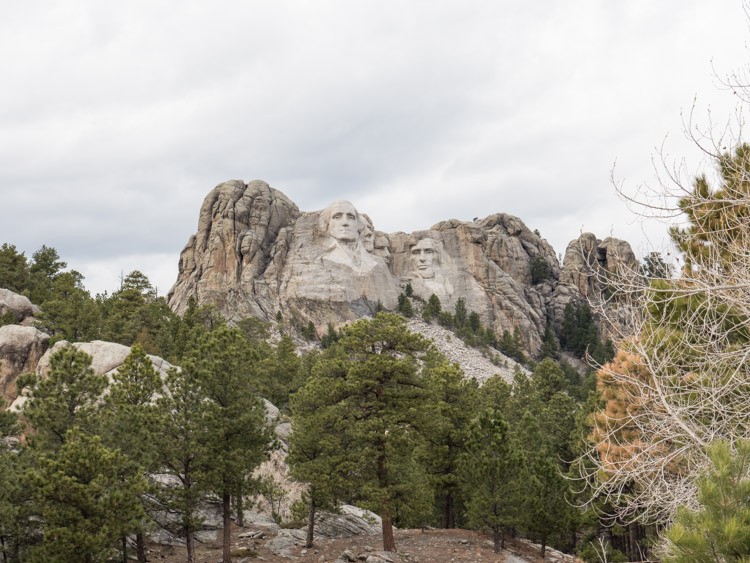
377 446 396 552
234 491 244 527
628 522 638 561
382 514 396 552
223 492 232 563
493 525 500 553
306 495 316 548
122 535 128 562
442 492 455 529
540 538 546 558
186 529 195 563
136 532 147 562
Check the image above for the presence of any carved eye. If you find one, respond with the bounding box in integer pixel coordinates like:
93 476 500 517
332 212 342 219
346 213 356 220
425 249 434 254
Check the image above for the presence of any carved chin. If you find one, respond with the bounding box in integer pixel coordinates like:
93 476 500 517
332 231 357 242
416 269 435 279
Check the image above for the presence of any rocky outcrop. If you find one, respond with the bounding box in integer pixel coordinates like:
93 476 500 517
561 233 637 297
0 325 49 403
10 340 176 411
315 505 382 538
0 288 41 324
168 181 636 356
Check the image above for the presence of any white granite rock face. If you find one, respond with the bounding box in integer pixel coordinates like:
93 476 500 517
168 181 636 356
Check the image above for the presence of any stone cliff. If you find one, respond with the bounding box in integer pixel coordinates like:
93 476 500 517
168 180 636 355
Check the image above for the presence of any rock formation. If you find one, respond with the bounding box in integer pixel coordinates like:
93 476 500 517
168 180 637 356
10 340 176 411
561 233 638 297
0 288 41 324
0 325 49 403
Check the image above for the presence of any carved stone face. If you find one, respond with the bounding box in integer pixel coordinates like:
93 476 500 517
326 201 359 243
362 224 374 252
374 234 391 264
411 238 438 279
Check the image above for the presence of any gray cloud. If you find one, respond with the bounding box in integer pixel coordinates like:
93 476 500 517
1 0 747 295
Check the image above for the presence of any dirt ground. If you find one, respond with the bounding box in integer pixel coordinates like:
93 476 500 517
144 523 578 562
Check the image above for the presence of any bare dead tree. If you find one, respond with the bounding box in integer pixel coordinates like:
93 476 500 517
577 42 750 528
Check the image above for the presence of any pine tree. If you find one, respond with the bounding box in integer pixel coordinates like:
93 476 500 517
19 346 107 451
459 409 522 553
540 325 559 359
662 440 750 562
186 325 273 563
0 244 28 293
516 411 573 558
288 347 353 547
27 245 66 304
420 357 478 528
291 314 431 551
454 298 467 328
397 294 413 317
101 345 162 562
27 429 147 563
0 396 31 561
468 311 481 334
33 271 101 344
422 294 442 322
256 334 301 409
153 367 208 563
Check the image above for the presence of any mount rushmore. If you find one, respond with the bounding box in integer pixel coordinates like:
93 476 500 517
167 180 636 355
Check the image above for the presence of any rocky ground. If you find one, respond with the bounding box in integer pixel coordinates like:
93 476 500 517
144 523 578 563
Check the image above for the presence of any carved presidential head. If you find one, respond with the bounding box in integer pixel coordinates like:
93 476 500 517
361 215 375 252
410 238 440 279
321 200 360 243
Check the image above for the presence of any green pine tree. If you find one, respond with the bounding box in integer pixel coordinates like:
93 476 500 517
288 346 353 547
0 244 29 293
0 395 33 561
662 440 750 562
33 271 101 344
152 367 208 563
291 313 431 551
185 325 273 563
420 357 478 528
19 346 107 451
454 298 467 328
101 345 162 562
27 429 147 563
422 294 442 323
459 408 522 553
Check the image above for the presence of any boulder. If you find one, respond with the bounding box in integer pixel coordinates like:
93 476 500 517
265 528 307 557
10 339 176 411
0 288 41 324
0 325 49 403
315 505 382 538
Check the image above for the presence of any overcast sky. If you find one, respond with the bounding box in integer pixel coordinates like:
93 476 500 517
2 1 749 296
